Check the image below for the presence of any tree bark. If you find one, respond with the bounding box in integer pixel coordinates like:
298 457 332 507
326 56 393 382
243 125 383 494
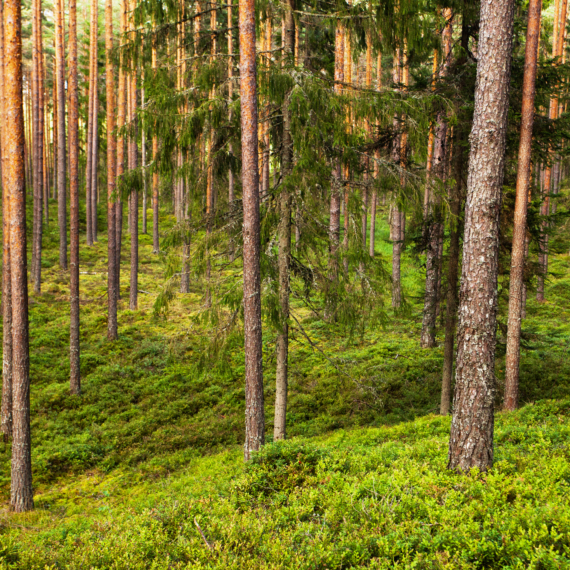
274 0 295 442
5 0 33 511
69 0 80 395
55 0 67 269
31 0 44 294
239 0 265 460
329 23 344 279
227 0 235 260
106 0 118 340
141 88 147 235
421 10 452 347
448 0 515 473
391 48 402 308
91 30 99 243
128 3 138 311
0 0 13 441
152 28 159 254
504 0 542 411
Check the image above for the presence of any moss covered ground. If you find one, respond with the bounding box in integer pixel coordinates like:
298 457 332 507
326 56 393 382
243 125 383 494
2 198 570 568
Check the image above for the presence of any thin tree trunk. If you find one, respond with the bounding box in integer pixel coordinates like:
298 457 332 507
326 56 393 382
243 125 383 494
69 0 80 394
329 23 344 279
41 53 48 225
239 0 265 460
0 0 13 441
504 0 542 411
141 88 147 235
421 10 452 347
274 0 295 442
91 31 99 242
32 0 44 293
448 0 515 473
115 0 127 300
152 27 159 254
227 0 235 260
129 0 138 310
85 0 97 246
106 0 118 340
5 0 33 511
391 48 402 308
56 0 67 269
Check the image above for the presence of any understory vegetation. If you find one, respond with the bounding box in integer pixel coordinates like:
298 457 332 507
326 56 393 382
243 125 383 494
2 198 570 567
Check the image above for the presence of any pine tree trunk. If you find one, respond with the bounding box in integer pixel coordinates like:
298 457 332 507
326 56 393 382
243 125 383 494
31 0 44 294
129 5 138 311
421 11 452 347
141 88 147 235
239 0 265 460
329 23 344 280
0 1 13 441
274 0 295 442
91 34 99 242
152 29 159 254
448 0 515 472
391 48 402 308
227 0 235 260
5 0 33 511
69 0 80 394
504 0 542 411
56 0 67 269
115 0 127 301
106 0 118 340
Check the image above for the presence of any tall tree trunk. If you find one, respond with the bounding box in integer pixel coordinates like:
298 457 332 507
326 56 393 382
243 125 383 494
537 0 567 301
5 0 33 511
41 53 48 225
91 32 99 243
391 48 402 308
129 0 138 310
448 0 515 472
115 0 127 300
32 0 44 293
227 0 235 260
421 10 452 347
504 0 542 411
56 0 67 269
69 0 80 395
329 23 344 279
85 0 98 246
239 0 265 460
106 0 118 340
369 52 381 258
141 88 147 235
0 0 13 441
152 27 159 254
274 0 295 442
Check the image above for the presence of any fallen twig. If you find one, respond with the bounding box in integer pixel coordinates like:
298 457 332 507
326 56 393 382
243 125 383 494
194 517 213 551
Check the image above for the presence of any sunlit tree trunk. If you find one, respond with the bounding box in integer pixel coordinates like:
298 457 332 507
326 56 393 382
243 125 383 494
141 88 147 235
227 0 235 260
448 0 515 472
329 23 344 279
5 0 33 512
106 0 118 340
504 0 542 411
69 0 80 394
152 25 159 254
55 0 67 269
0 0 13 441
274 0 295 442
239 0 265 460
129 0 138 309
31 0 44 293
369 50 381 258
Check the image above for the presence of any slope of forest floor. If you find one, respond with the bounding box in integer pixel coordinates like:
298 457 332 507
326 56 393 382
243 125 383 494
2 199 570 566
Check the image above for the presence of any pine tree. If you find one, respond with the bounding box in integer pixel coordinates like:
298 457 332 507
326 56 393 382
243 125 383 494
69 0 80 395
55 0 67 269
106 0 118 340
448 0 516 472
504 0 543 411
0 0 13 441
5 0 33 511
239 0 265 460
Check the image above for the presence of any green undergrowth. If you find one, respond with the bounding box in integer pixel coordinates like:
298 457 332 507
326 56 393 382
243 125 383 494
4 399 570 568
2 197 570 566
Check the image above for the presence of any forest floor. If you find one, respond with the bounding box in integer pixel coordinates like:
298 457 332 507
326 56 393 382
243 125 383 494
2 197 570 568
